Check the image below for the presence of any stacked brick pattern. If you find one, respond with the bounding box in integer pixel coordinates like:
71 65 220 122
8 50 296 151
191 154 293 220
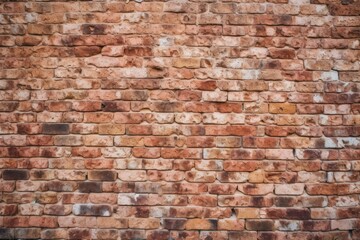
1 0 360 239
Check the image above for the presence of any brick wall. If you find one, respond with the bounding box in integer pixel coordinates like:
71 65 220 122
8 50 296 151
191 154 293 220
1 0 360 239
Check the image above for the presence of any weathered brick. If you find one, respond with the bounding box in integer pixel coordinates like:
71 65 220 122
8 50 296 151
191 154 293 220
163 218 187 230
73 204 112 216
185 219 217 230
269 48 296 59
68 228 91 240
74 46 102 57
269 103 296 114
42 123 69 135
246 220 275 231
173 58 201 68
238 184 274 196
88 170 117 181
128 218 160 229
44 205 72 216
14 228 41 239
0 204 17 215
78 182 102 193
2 170 29 180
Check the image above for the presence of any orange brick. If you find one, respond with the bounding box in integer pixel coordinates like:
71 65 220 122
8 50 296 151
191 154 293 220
269 103 296 114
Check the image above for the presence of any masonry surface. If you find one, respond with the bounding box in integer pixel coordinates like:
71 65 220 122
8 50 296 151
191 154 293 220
1 0 360 239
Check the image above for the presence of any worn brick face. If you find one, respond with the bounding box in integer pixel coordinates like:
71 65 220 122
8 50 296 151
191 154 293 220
1 0 359 238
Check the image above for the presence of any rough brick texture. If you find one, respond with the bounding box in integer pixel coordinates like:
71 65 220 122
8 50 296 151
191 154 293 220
1 0 360 239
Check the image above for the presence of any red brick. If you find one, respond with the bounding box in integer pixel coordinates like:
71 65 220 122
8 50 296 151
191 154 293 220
0 204 17 215
29 216 58 228
246 220 275 231
269 48 296 59
44 205 72 216
132 147 160 158
163 218 186 230
238 184 274 196
243 137 279 148
73 204 111 216
218 219 244 231
306 184 350 195
224 161 260 172
72 147 102 158
72 101 102 112
269 103 296 114
185 219 217 230
68 229 91 240
74 46 101 57
88 170 117 181
189 195 217 207
129 218 160 229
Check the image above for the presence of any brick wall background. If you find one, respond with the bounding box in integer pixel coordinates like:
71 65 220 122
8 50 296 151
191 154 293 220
1 0 360 239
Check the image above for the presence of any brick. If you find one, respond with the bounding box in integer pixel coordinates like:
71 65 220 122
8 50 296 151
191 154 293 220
163 218 187 230
74 46 101 57
41 229 68 239
101 101 130 112
42 123 69 135
119 170 147 181
238 184 274 196
224 161 260 172
2 170 29 180
202 91 227 102
72 101 102 112
73 204 111 216
17 216 55 228
269 48 296 59
46 181 77 192
81 24 107 35
88 170 117 181
72 147 102 158
84 135 113 146
185 171 216 183
246 220 275 231
235 208 260 219
217 172 249 183
306 184 350 195
0 204 17 215
243 137 279 148
146 230 170 240
132 147 160 158
189 195 217 207
303 220 331 231
14 228 41 239
0 228 13 239
54 136 83 146
128 218 160 229
127 125 152 135
173 58 201 68
218 219 244 230
68 229 91 240
266 149 294 160
102 46 124 56
269 103 296 114
229 232 257 240
185 219 217 230
78 182 102 193
124 47 152 56
44 205 72 216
